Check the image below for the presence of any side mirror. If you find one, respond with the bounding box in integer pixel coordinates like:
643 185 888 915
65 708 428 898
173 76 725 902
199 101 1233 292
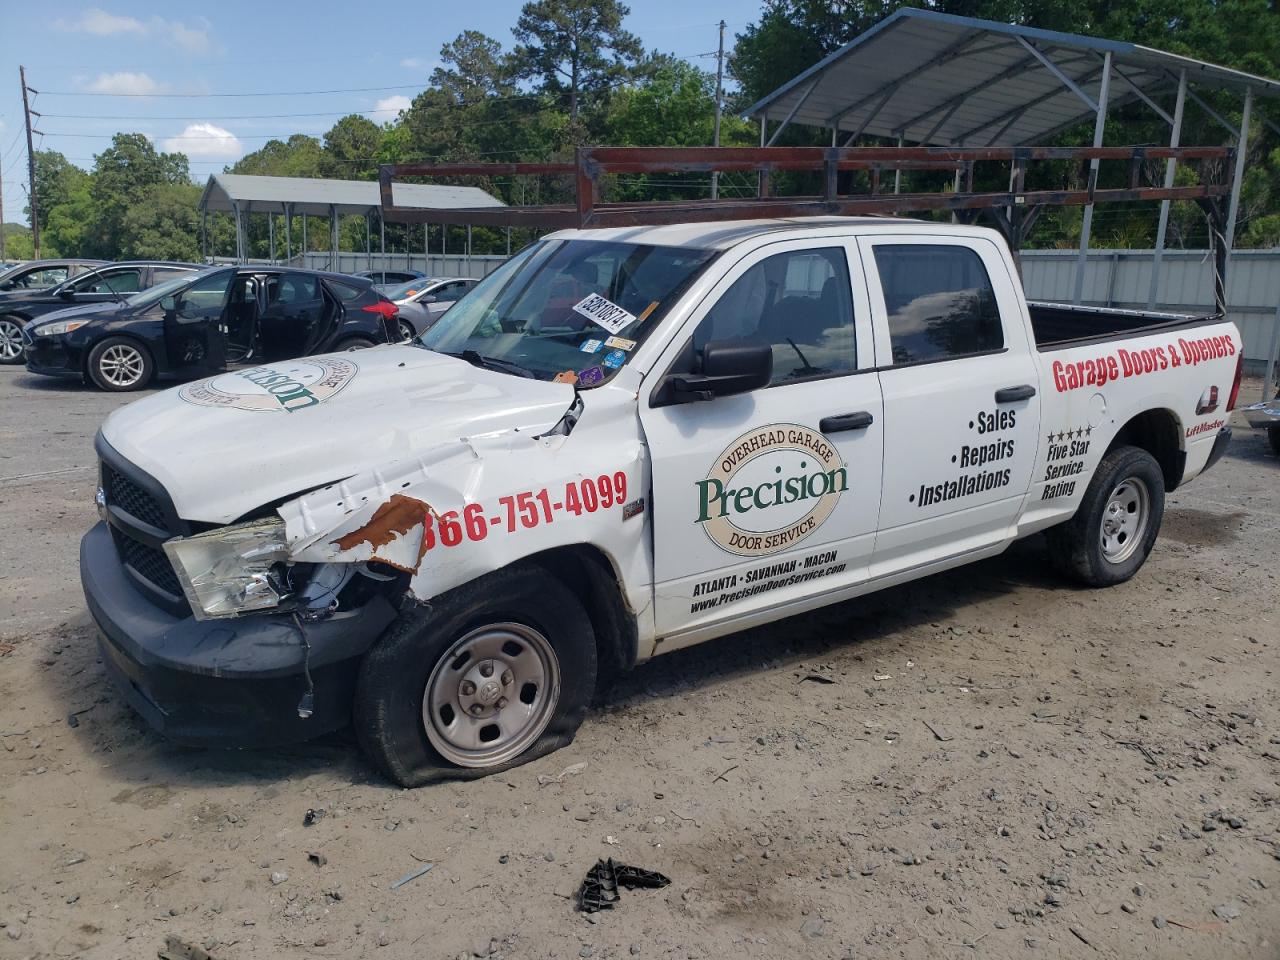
59 287 76 299
664 340 773 403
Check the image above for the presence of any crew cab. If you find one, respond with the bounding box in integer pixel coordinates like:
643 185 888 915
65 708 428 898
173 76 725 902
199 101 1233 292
81 218 1240 785
24 265 397 391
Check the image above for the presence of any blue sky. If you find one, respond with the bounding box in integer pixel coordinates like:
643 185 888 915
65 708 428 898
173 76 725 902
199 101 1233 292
0 1 763 224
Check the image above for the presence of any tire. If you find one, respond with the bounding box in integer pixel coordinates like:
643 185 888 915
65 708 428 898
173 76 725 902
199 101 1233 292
1268 426 1280 457
0 315 25 365
1045 445 1165 587
397 319 416 342
86 337 154 391
334 336 377 352
355 563 597 787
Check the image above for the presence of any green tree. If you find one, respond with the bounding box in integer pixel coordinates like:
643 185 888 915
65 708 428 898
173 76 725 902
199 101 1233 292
119 182 203 261
25 150 90 235
512 0 644 127
232 134 326 178
322 115 384 179
85 133 191 258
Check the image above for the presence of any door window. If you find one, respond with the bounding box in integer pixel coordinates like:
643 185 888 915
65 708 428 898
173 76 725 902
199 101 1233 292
691 247 856 385
871 245 1003 365
24 267 70 288
72 268 142 294
433 280 471 302
176 270 235 319
151 267 194 285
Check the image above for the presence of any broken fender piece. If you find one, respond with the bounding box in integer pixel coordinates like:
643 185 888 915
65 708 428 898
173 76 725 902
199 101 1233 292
330 493 437 574
576 858 670 912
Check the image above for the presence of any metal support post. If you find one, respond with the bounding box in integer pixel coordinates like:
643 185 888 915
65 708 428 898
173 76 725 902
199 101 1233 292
1262 301 1280 402
766 79 818 146
232 201 245 263
894 135 903 193
284 205 293 262
1074 51 1112 304
1148 70 1186 309
506 226 511 255
301 213 307 263
200 210 207 261
1224 87 1253 258
329 205 338 272
711 19 725 200
379 212 386 274
268 213 275 263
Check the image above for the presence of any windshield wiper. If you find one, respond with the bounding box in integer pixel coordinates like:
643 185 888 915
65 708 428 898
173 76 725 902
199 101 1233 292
451 349 538 379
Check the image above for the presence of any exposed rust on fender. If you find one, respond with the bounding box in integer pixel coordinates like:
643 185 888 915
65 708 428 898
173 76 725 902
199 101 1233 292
331 494 436 573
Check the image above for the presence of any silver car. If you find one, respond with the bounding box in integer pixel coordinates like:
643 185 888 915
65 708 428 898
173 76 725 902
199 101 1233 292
388 277 478 340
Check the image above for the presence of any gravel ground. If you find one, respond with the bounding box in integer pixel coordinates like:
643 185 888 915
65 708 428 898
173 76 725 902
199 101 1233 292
1 365 1277 960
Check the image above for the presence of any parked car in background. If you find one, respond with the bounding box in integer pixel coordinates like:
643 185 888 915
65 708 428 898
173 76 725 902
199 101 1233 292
23 266 396 391
389 276 478 340
352 268 428 291
0 261 199 365
0 258 106 294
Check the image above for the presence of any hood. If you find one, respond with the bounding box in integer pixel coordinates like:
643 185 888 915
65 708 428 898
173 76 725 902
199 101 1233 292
29 300 124 327
100 345 577 523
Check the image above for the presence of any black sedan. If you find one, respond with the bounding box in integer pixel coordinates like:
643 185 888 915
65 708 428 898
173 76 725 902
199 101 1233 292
23 266 398 391
0 258 106 293
0 261 199 365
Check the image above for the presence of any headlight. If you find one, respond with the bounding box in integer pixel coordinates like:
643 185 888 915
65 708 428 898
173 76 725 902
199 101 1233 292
163 519 292 620
34 319 90 336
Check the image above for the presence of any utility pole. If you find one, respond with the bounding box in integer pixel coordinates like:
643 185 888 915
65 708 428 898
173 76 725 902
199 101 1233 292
711 19 726 200
0 166 6 262
20 66 40 259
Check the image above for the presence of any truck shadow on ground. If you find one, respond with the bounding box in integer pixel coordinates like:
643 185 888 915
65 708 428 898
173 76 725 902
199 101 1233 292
39 536 1064 791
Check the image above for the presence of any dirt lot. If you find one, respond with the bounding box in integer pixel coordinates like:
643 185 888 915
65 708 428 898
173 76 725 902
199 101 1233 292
1 365 1277 960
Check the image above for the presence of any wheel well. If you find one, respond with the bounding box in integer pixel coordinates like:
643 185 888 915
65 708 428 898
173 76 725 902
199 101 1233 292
1107 408 1184 491
527 545 637 690
83 334 152 376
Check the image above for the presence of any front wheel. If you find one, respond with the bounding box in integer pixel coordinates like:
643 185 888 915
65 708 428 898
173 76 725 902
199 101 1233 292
1045 445 1165 587
334 336 376 352
0 315 25 365
87 337 154 391
354 564 597 786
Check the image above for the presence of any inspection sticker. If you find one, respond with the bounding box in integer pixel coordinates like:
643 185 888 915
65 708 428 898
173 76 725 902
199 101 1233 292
605 336 637 351
579 338 603 354
572 294 636 335
602 349 626 369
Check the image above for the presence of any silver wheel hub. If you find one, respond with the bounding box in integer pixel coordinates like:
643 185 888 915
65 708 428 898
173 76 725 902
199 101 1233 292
1100 476 1149 564
423 622 560 768
0 319 22 360
100 344 145 387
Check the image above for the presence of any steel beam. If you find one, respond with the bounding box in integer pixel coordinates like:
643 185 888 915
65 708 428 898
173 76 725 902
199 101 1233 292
1183 84 1239 138
842 87 896 146
1108 62 1173 125
955 65 1104 143
1074 50 1112 304
766 79 819 146
284 204 293 261
920 101 962 146
329 205 338 272
1017 37 1097 111
1224 87 1253 258
1149 69 1187 309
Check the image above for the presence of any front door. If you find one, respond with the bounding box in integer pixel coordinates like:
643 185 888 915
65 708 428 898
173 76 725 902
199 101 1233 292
639 238 884 645
163 268 235 373
856 235 1042 577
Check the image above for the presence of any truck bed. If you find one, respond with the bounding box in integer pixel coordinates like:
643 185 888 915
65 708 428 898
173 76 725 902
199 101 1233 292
1028 301 1220 351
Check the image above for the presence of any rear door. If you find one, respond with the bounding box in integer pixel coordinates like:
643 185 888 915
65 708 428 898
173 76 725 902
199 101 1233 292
260 271 324 360
639 238 884 645
856 235 1041 577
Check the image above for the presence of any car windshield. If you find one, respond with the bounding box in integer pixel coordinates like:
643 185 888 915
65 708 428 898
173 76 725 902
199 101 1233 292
126 269 217 307
419 239 716 386
385 278 431 300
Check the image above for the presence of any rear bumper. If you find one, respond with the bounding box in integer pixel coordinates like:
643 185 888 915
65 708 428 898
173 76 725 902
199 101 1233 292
81 521 398 747
1202 426 1232 474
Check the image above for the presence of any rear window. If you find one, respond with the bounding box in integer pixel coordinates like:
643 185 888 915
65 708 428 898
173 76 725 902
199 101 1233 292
326 280 367 302
873 245 1003 365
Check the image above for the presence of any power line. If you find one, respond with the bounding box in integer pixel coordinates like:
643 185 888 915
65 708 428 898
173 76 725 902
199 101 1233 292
37 82 456 99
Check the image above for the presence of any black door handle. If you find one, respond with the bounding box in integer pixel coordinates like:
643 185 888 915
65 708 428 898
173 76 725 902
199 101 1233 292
995 384 1036 403
820 411 874 433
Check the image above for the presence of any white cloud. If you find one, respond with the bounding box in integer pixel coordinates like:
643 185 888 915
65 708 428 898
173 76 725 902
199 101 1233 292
400 57 425 69
86 71 164 95
56 8 211 54
162 122 243 159
373 95 412 121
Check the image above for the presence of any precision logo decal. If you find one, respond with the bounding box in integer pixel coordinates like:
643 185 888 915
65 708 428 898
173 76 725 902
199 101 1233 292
178 358 358 413
695 423 847 557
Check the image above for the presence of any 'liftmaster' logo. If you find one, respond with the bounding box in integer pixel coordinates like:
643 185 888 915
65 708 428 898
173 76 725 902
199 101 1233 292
696 423 847 557
178 358 358 413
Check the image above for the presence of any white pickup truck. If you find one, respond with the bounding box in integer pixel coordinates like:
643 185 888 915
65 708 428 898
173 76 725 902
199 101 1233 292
83 217 1241 785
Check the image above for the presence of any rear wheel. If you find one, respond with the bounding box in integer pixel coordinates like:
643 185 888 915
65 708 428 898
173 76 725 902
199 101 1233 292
1045 445 1165 586
0 315 24 365
355 564 596 786
397 319 416 342
87 337 153 391
1268 426 1280 456
334 335 376 352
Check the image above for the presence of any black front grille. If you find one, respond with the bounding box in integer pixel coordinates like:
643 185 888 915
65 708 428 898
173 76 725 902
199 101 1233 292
103 463 168 531
112 527 184 598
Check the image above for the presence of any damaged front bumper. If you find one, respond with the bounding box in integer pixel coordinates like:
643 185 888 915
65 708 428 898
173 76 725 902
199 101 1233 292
81 521 398 747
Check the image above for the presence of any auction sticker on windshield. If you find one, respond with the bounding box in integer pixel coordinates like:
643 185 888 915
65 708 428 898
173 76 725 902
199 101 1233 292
572 293 636 335
178 358 358 413
696 423 848 557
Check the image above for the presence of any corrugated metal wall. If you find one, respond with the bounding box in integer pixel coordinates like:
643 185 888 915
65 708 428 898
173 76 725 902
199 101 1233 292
1021 249 1280 369
292 252 507 279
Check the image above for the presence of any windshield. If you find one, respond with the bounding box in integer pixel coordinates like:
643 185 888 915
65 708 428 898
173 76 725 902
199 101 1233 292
420 239 716 386
385 278 431 300
126 269 217 308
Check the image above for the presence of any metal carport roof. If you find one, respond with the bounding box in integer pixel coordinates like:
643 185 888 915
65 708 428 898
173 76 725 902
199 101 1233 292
743 8 1280 147
198 173 504 217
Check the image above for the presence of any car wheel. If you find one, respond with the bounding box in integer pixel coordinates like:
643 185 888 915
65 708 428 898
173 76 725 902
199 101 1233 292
1268 426 1280 457
397 319 416 342
355 563 597 787
87 337 154 391
1045 445 1165 587
0 315 25 365
334 336 376 352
